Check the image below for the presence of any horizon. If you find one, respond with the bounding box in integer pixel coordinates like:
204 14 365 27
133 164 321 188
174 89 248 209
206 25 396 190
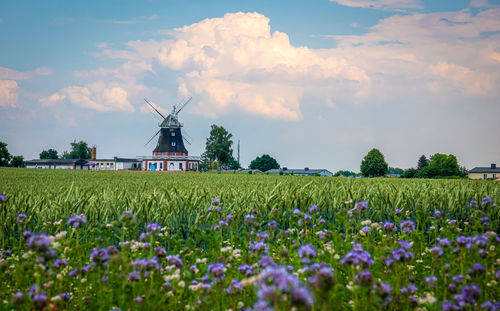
1 0 499 172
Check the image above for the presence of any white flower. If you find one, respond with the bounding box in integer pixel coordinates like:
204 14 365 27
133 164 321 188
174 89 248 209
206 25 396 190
55 231 67 240
361 220 371 226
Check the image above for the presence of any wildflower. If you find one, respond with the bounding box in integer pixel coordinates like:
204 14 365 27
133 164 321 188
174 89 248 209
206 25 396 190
250 241 268 255
400 220 415 234
383 222 395 233
32 292 47 310
211 198 220 206
309 266 334 290
268 220 277 228
430 246 443 257
257 232 269 240
309 204 318 213
219 220 228 227
373 282 392 297
437 237 451 247
17 213 27 225
469 200 477 207
207 262 226 282
360 226 371 234
224 279 243 294
128 271 141 282
90 247 110 266
303 213 312 221
146 223 161 234
395 208 402 215
400 284 417 296
11 291 25 304
341 243 374 268
22 230 32 240
53 258 68 269
354 270 372 286
167 255 183 268
293 208 301 215
27 234 50 253
0 193 4 203
355 200 368 210
481 301 500 311
244 214 256 226
226 214 233 221
135 296 143 303
425 276 438 288
258 256 276 268
298 244 317 264
471 263 485 275
67 215 87 228
238 264 254 276
215 205 222 213
481 196 492 206
441 301 459 310
213 225 220 231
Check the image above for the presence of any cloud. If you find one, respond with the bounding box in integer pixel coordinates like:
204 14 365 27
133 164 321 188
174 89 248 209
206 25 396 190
41 83 134 112
107 14 159 24
0 80 19 108
329 0 423 10
470 0 499 8
0 66 52 80
98 12 369 119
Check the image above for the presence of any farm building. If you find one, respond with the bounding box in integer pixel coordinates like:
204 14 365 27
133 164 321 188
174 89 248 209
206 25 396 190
90 157 141 171
468 163 499 180
266 167 333 177
25 159 91 170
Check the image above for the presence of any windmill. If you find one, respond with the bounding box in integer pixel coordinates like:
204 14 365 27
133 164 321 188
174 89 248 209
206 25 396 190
144 97 192 157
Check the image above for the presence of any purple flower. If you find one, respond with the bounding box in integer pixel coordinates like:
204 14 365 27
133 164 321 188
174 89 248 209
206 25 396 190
355 270 372 286
469 199 477 207
442 301 459 310
308 266 334 290
211 198 220 206
146 223 161 233
341 243 374 268
68 269 78 277
32 292 47 310
215 205 222 213
213 225 220 231
373 282 392 297
437 237 451 247
303 213 312 221
135 296 143 303
360 226 371 234
430 246 443 257
250 241 268 254
425 276 437 288
400 220 415 234
474 234 489 248
482 196 492 206
17 213 27 225
257 232 269 240
434 210 442 219
298 244 317 264
90 247 109 266
309 205 318 213
395 208 402 215
67 215 87 228
12 291 25 304
238 264 254 276
219 220 228 227
128 270 141 282
0 194 4 203
258 256 277 268
224 279 243 294
122 210 136 221
53 258 68 269
355 200 368 210
154 246 166 258
207 262 226 281
472 263 485 275
481 301 500 311
383 222 395 233
167 255 183 268
27 234 50 253
59 292 71 301
244 214 256 226
226 214 233 221
22 230 32 240
132 258 161 271
268 220 277 228
293 208 301 215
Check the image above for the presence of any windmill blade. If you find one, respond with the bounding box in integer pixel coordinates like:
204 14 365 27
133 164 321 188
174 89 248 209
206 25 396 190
183 136 191 145
146 105 163 122
144 98 166 119
144 129 161 147
175 96 192 115
183 129 193 141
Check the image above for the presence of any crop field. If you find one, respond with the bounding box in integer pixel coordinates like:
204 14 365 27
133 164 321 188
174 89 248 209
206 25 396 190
0 168 499 310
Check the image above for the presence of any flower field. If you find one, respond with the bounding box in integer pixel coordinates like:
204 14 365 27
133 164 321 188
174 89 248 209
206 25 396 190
0 168 499 310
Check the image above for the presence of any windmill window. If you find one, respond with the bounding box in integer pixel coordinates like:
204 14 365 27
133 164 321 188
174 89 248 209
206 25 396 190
172 142 176 146
171 132 175 136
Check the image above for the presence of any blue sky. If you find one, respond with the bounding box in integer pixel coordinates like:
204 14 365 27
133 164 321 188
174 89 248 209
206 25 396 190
1 0 499 172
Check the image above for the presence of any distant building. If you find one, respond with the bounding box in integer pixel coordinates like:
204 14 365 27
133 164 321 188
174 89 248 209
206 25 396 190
468 163 499 180
266 167 333 177
233 169 263 174
91 157 141 171
25 159 91 170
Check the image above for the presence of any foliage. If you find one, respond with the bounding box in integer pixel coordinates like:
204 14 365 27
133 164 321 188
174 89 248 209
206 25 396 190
334 170 357 177
416 153 461 178
0 168 498 310
360 148 388 177
62 140 91 159
204 125 233 168
40 149 59 159
10 156 24 168
227 156 241 170
249 154 279 172
402 168 418 178
417 155 429 170
0 141 12 167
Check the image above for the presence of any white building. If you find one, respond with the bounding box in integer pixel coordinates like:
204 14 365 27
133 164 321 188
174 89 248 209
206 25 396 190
25 159 91 170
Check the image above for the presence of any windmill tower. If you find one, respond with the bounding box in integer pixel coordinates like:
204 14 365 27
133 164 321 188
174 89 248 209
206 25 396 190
142 97 200 171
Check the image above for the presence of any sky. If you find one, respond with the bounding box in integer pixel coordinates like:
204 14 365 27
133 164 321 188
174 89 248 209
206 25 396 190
1 0 499 172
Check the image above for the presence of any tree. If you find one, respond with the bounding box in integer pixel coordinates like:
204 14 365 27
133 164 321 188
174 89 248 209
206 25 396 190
0 141 12 167
227 156 241 170
334 170 357 177
62 140 91 159
40 149 59 159
417 155 429 170
10 155 24 168
387 167 404 175
402 168 418 178
360 148 388 177
204 125 234 169
416 153 461 178
249 154 279 172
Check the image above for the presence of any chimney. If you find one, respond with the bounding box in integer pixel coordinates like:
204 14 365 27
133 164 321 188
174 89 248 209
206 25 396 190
492 163 497 169
91 145 97 160
304 167 309 171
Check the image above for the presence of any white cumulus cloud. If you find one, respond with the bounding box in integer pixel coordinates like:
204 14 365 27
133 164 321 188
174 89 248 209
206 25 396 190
0 80 19 108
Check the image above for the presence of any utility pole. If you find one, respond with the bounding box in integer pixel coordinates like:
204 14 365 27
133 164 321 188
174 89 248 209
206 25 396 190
237 139 240 166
